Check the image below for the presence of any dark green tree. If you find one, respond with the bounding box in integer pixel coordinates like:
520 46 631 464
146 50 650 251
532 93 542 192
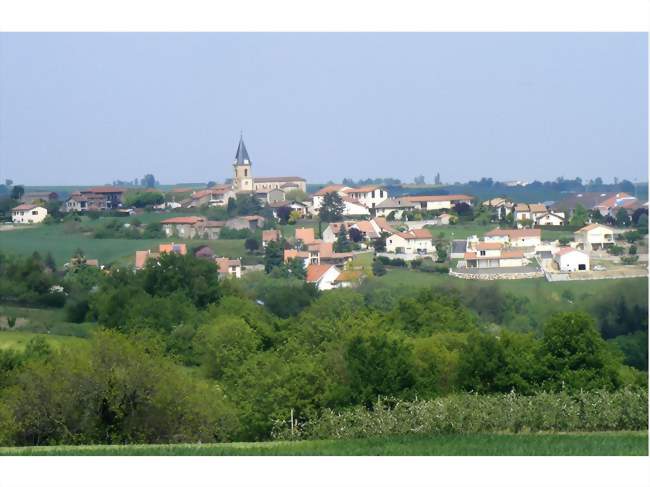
334 225 352 253
264 239 284 274
319 192 345 222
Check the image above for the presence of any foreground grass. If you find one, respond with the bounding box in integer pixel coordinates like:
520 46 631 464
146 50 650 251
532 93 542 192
1 432 646 456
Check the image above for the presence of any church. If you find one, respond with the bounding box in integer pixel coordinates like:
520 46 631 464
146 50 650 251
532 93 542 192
231 136 307 194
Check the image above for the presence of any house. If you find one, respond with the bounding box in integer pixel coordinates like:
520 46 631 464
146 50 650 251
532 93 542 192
534 211 566 226
311 184 351 212
284 249 311 267
373 198 417 219
450 239 468 259
306 264 341 291
225 215 265 230
256 188 285 204
64 187 125 212
514 203 547 224
462 247 526 269
262 229 281 248
216 258 242 278
483 228 542 248
482 197 514 217
11 204 47 224
315 242 354 265
269 200 310 219
134 242 187 270
551 192 642 218
20 191 58 205
574 223 614 250
333 270 364 289
372 217 396 236
554 247 589 272
340 186 389 209
386 229 434 255
342 197 371 217
188 186 236 207
436 213 455 225
295 227 316 245
160 216 224 240
322 220 381 244
402 194 473 211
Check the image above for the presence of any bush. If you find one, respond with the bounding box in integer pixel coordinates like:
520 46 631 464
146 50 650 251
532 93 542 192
607 245 624 256
419 261 449 273
620 255 639 265
372 260 387 277
272 389 649 440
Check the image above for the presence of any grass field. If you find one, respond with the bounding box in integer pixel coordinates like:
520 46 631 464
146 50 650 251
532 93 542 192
0 222 250 267
423 223 581 242
0 330 88 351
1 432 646 456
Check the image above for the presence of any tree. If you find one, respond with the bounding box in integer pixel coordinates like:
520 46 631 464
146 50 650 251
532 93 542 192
141 174 157 188
264 240 284 274
453 202 473 220
436 246 448 263
319 192 345 222
541 312 622 391
142 252 221 308
194 317 261 380
236 194 263 216
288 210 302 224
372 259 386 276
275 206 291 224
245 237 260 253
10 185 24 200
348 227 363 243
285 189 308 202
570 203 588 227
227 197 237 216
615 208 630 227
286 257 306 279
373 232 388 252
344 333 416 406
334 225 352 252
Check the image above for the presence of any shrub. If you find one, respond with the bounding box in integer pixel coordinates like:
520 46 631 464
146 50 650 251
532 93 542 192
620 255 639 265
272 389 649 440
607 245 624 256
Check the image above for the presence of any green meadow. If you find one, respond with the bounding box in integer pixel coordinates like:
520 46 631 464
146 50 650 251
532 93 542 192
1 432 646 456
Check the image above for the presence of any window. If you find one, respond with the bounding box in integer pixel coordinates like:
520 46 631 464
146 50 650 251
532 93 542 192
480 250 486 256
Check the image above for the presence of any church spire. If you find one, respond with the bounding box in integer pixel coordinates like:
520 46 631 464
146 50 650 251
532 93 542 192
234 133 251 166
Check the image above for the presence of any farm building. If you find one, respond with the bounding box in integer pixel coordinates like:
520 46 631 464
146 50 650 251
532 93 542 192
554 247 589 272
11 204 48 224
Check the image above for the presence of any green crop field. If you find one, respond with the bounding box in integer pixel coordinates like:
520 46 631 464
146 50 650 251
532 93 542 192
0 331 88 352
0 223 249 267
1 432 646 456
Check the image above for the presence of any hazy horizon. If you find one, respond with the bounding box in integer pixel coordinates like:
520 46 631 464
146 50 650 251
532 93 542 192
0 33 647 186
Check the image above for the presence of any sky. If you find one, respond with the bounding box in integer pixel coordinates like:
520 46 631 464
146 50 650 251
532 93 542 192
0 33 647 186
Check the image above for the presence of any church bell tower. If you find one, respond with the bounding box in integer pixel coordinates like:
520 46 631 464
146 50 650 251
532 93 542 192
232 134 253 192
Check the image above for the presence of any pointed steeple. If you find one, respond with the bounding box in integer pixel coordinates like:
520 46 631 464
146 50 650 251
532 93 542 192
234 134 251 166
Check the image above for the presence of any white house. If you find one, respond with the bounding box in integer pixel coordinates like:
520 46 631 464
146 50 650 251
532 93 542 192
322 220 381 243
483 228 542 248
402 194 473 211
463 247 526 269
386 229 434 255
342 197 371 217
373 198 416 219
311 184 351 212
574 224 614 250
514 203 547 224
534 211 566 226
11 204 48 224
216 258 242 278
554 247 589 272
306 264 341 291
340 186 389 209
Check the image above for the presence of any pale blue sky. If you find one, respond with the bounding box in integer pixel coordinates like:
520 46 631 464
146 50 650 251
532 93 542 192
0 33 647 185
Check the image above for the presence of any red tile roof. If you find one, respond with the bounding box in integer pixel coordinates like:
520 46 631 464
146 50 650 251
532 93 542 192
474 242 503 251
575 223 613 233
161 216 206 225
159 243 187 255
396 228 432 240
262 229 281 242
403 194 472 203
12 204 39 211
314 184 346 196
284 249 310 262
306 264 337 283
82 186 126 194
215 257 241 273
295 227 316 243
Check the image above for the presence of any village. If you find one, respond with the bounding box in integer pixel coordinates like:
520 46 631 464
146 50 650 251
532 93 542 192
4 135 648 290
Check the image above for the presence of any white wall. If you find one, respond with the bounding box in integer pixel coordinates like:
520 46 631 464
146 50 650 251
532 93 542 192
12 207 47 224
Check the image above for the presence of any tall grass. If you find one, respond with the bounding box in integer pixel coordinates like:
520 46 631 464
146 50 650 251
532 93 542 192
273 389 648 440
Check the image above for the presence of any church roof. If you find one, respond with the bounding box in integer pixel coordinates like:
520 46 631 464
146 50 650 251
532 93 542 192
234 136 251 165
